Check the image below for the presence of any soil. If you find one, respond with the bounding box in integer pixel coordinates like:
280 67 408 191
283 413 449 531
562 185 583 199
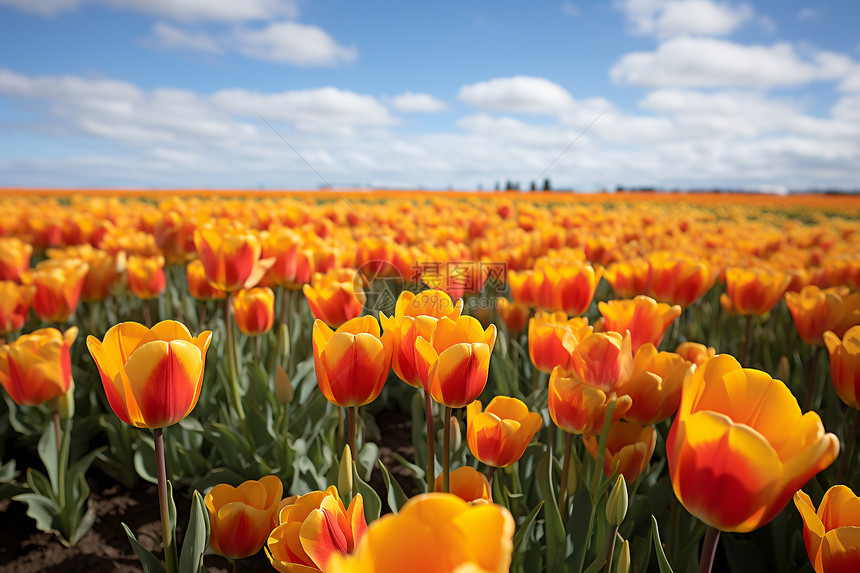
0 410 416 573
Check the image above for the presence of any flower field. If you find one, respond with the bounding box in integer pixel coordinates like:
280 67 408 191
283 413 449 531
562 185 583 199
1 189 860 573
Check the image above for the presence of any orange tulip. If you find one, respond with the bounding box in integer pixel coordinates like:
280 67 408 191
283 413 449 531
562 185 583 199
786 286 846 345
186 258 226 301
537 264 602 316
394 289 463 320
303 272 366 329
194 225 271 292
583 421 656 482
570 331 633 392
666 354 839 533
528 311 592 374
0 281 35 336
720 267 790 316
794 485 860 573
466 397 542 468
0 236 32 282
206 475 283 559
599 296 681 353
233 287 275 336
604 259 649 299
675 341 715 367
548 367 633 436
327 493 514 573
261 226 314 289
824 327 860 409
433 466 493 504
648 253 715 307
414 315 496 408
80 249 124 302
86 320 212 428
127 255 166 300
0 327 77 406
22 259 89 323
312 316 391 407
496 298 530 334
507 269 536 307
266 486 366 572
619 344 692 425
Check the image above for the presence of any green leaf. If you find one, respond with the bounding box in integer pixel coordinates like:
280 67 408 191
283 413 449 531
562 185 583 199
353 464 381 523
13 492 60 533
37 424 60 496
26 468 55 500
378 460 409 514
69 502 97 546
513 500 544 555
536 451 566 573
392 452 425 481
356 442 379 482
123 523 168 573
651 516 675 573
179 491 210 573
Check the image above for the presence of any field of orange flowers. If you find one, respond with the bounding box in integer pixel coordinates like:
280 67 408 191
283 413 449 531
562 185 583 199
1 189 859 573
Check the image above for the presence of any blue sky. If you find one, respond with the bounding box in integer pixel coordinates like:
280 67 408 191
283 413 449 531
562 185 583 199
1 0 858 191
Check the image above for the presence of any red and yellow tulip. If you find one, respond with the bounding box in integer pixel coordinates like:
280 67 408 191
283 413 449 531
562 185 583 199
233 287 275 336
824 326 860 409
720 267 790 316
599 296 681 353
206 475 283 559
0 281 36 336
127 255 166 300
466 396 542 468
0 327 77 406
583 421 656 482
794 485 860 573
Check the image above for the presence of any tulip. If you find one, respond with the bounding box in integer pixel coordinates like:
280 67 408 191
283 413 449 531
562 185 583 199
619 344 692 425
194 225 271 292
186 258 226 301
394 288 463 320
648 252 715 307
794 485 860 573
570 331 634 392
0 236 32 282
261 226 314 289
528 311 592 374
666 354 839 533
127 255 166 300
433 466 493 504
0 281 36 336
86 320 212 428
303 272 366 328
312 316 391 408
583 421 656 482
328 493 514 573
0 327 77 406
675 341 715 368
604 259 649 299
824 326 860 409
508 269 535 307
496 298 530 334
599 296 681 353
532 264 601 316
414 315 496 409
721 267 790 316
22 259 89 323
466 396 543 468
206 475 283 559
233 287 275 336
266 486 366 572
786 285 844 345
80 249 124 302
548 365 633 436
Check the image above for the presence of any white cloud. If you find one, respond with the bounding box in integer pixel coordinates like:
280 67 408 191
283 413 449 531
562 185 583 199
561 2 580 17
611 37 857 88
0 68 858 191
0 0 299 21
233 21 357 66
797 7 819 21
458 76 575 114
390 92 448 113
148 22 221 53
616 0 753 39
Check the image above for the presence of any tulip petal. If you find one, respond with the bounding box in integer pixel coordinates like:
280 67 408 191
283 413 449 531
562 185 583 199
821 527 860 573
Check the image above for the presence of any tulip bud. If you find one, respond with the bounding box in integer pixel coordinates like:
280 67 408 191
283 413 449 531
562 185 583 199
52 380 76 420
275 365 294 404
450 415 462 453
776 355 790 384
338 444 354 499
606 474 628 527
617 539 631 573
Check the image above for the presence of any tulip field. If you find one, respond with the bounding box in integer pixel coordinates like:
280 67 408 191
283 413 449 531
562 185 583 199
2 189 860 573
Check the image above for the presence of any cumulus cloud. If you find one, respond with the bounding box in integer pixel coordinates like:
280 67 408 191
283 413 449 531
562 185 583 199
0 0 299 21
148 22 222 53
390 92 448 113
611 37 857 88
458 76 575 114
616 0 754 39
232 21 357 66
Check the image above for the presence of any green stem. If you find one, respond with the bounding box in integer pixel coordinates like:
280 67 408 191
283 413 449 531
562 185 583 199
803 345 823 412
442 407 452 493
741 314 753 366
424 390 435 489
559 432 573 516
225 293 247 422
590 400 617 498
602 526 620 573
154 428 177 573
54 412 71 539
698 526 721 573
347 406 357 459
